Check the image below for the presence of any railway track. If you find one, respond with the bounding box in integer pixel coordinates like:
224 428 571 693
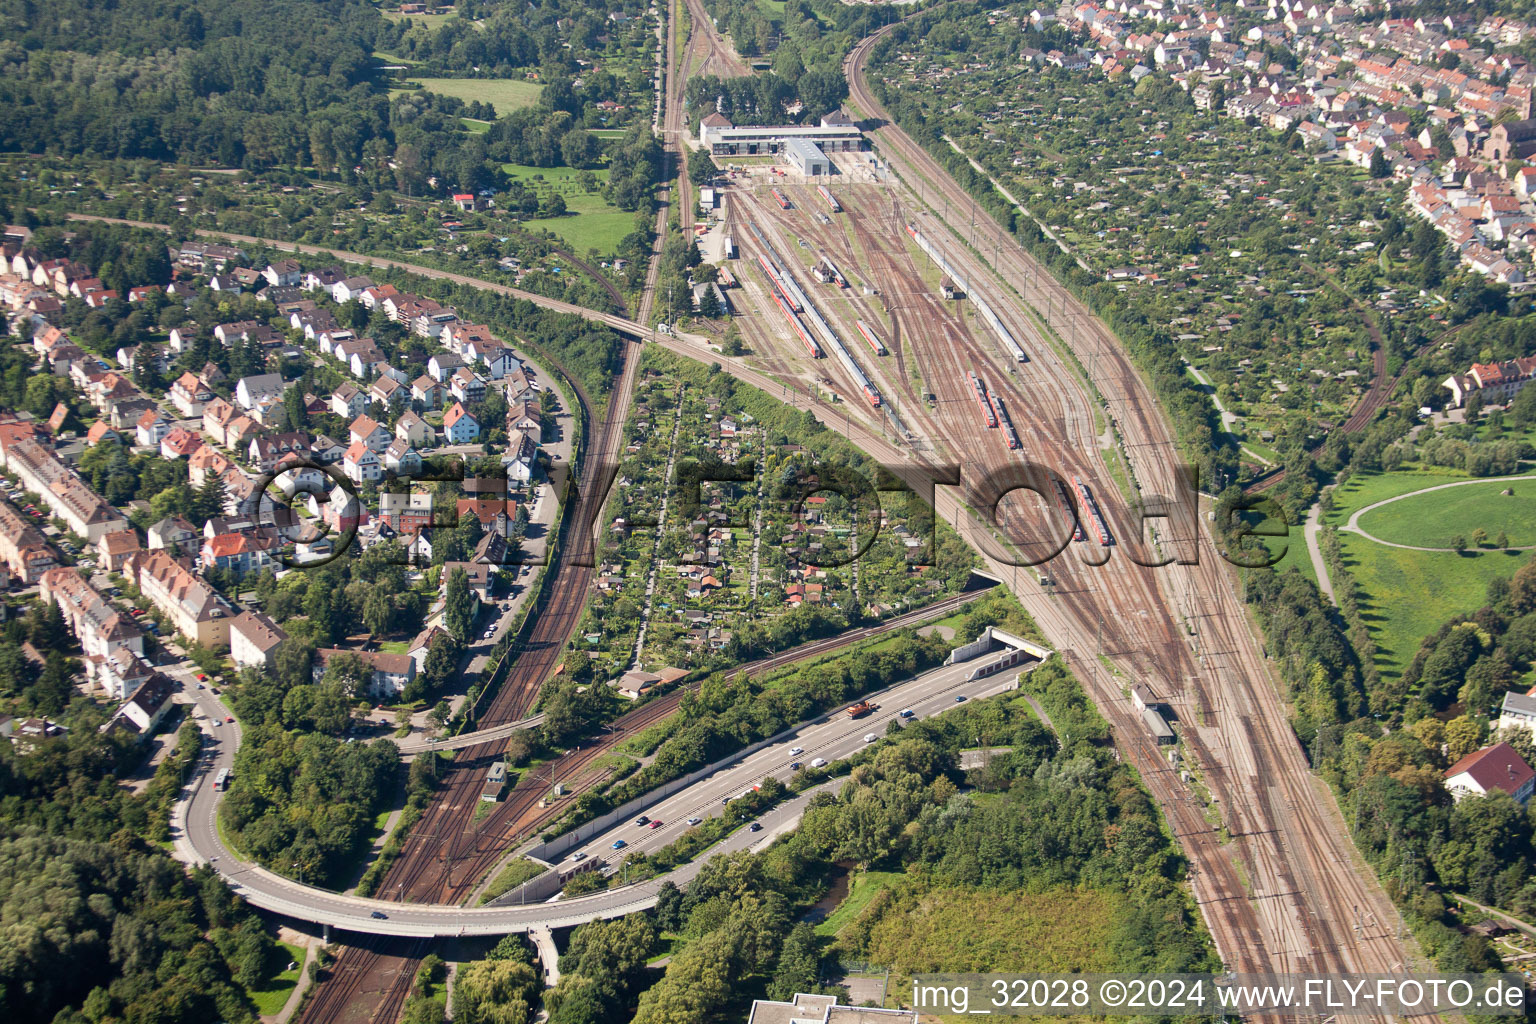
704 49 1419 1002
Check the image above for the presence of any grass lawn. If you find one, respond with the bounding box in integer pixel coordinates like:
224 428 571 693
478 857 549 904
1355 477 1536 549
391 77 542 115
462 118 492 133
378 639 411 654
815 869 904 937
1324 467 1536 679
523 191 635 255
246 941 307 1016
1336 534 1526 681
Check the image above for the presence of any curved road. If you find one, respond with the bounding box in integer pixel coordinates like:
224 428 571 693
1340 474 1536 552
169 639 1018 936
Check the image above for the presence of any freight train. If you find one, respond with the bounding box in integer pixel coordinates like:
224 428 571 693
1072 476 1113 546
817 185 841 212
994 395 1021 450
968 371 998 428
905 224 1029 363
856 319 887 356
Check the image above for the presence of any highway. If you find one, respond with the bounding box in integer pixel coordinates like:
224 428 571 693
168 649 1021 937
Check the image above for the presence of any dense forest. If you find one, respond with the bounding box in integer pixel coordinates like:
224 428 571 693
0 599 285 1024
0 0 653 193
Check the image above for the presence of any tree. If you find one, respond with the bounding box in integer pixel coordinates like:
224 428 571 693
1445 716 1484 763
445 567 476 641
364 586 394 637
1368 147 1388 178
428 699 452 733
1472 527 1489 548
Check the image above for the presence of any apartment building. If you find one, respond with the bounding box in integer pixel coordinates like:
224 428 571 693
38 567 143 662
123 549 233 650
0 500 56 583
0 439 130 542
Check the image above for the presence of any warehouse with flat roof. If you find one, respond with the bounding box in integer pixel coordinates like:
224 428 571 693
784 137 830 176
697 110 865 157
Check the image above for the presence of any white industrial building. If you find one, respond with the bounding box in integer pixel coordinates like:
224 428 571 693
784 137 830 176
696 110 864 157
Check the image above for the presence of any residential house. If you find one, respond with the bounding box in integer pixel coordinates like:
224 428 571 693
331 383 367 419
188 445 234 489
395 410 435 446
313 647 416 698
39 567 143 661
248 431 311 472
0 501 56 584
101 673 175 741
1445 742 1536 803
412 375 446 409
428 353 465 382
263 259 302 288
443 403 480 444
229 610 288 669
383 438 422 476
160 427 205 460
201 533 277 576
147 516 199 556
450 367 486 405
235 373 286 410
343 442 382 485
96 530 142 572
134 409 170 448
169 372 214 417
349 415 393 453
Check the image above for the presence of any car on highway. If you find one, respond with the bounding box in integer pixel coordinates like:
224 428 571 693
371 910 388 920
898 708 914 718
748 822 762 832
634 816 649 826
789 746 803 755
570 852 587 862
720 795 731 804
212 720 220 727
954 695 967 702
648 819 663 829
863 733 878 743
686 817 702 826
810 758 827 768
790 761 802 771
611 839 627 850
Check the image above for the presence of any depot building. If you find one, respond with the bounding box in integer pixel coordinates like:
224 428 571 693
696 109 865 158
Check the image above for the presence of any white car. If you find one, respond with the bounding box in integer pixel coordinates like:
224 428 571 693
788 746 803 756
809 758 827 768
570 851 587 862
863 733 878 743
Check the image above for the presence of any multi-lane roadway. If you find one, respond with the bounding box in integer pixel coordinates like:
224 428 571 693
168 651 1021 936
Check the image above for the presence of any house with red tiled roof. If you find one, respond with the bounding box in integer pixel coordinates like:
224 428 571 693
1445 742 1536 803
443 402 479 444
160 427 204 460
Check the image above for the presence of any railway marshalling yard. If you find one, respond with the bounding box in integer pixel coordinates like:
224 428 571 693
701 137 1423 996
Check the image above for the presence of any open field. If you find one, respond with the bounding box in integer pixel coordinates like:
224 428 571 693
1326 467 1536 678
501 166 634 254
1336 533 1527 680
1357 478 1536 549
391 77 542 114
857 886 1117 1022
